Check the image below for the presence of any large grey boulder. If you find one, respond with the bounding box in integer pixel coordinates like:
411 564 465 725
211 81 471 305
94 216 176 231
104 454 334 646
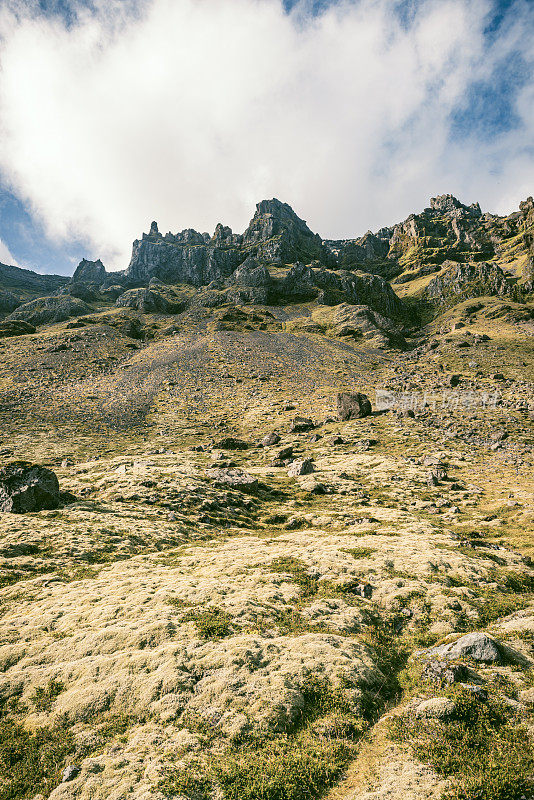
0 462 60 513
427 632 528 665
6 296 91 326
288 458 314 477
336 392 372 421
211 469 258 490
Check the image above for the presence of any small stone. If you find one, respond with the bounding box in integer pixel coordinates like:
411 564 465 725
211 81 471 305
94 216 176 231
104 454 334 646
262 432 281 447
289 416 314 433
62 765 80 783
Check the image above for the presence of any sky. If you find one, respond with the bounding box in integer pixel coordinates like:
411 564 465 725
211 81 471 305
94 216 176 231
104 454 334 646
0 0 533 275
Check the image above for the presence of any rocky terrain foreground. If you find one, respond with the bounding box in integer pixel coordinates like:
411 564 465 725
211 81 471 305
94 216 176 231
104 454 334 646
0 194 533 800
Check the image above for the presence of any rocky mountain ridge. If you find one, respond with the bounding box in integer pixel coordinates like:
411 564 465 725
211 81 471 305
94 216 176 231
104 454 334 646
1 193 533 343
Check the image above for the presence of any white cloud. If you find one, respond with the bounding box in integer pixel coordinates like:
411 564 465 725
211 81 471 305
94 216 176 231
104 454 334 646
0 0 532 270
0 237 19 266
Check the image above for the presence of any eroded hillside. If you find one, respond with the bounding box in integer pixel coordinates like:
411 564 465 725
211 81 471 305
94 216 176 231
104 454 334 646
0 195 533 800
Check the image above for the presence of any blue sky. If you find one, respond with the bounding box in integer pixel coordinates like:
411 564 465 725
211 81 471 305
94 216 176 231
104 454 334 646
0 0 532 275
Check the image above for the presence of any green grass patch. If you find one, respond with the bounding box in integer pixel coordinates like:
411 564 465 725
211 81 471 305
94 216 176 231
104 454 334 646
269 557 319 598
31 679 64 712
343 547 376 559
389 689 533 800
214 734 351 800
183 606 232 639
0 718 75 800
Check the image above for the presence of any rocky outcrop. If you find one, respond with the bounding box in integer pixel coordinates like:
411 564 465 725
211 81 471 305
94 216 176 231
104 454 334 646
421 261 521 307
116 286 187 314
0 461 60 513
0 290 20 313
6 295 92 326
71 258 107 284
126 199 336 285
325 229 395 277
311 303 406 348
126 220 243 285
242 198 334 266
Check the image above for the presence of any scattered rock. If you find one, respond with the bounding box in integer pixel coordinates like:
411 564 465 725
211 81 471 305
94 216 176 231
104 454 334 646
427 632 528 665
262 432 281 446
62 765 80 783
421 659 470 685
215 437 250 450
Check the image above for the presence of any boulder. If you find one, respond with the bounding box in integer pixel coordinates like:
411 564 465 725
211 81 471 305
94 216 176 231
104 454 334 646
289 416 314 433
288 458 314 477
0 461 60 513
115 287 186 314
262 432 281 447
413 697 456 719
211 469 258 490
214 437 250 451
427 632 528 665
336 392 372 421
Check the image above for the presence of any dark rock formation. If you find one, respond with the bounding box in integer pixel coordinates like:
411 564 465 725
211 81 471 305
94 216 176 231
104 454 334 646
6 296 92 326
0 461 60 513
126 220 243 285
71 258 107 284
116 286 187 314
422 261 521 307
336 392 372 420
241 198 334 266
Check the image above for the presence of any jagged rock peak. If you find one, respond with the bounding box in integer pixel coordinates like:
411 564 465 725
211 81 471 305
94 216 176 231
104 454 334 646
245 198 315 238
71 258 107 284
429 194 482 217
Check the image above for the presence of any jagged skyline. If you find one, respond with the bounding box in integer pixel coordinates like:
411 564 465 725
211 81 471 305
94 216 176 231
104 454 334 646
0 0 533 274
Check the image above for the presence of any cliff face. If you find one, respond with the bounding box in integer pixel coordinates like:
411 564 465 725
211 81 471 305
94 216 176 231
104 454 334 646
126 198 335 284
2 193 533 329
